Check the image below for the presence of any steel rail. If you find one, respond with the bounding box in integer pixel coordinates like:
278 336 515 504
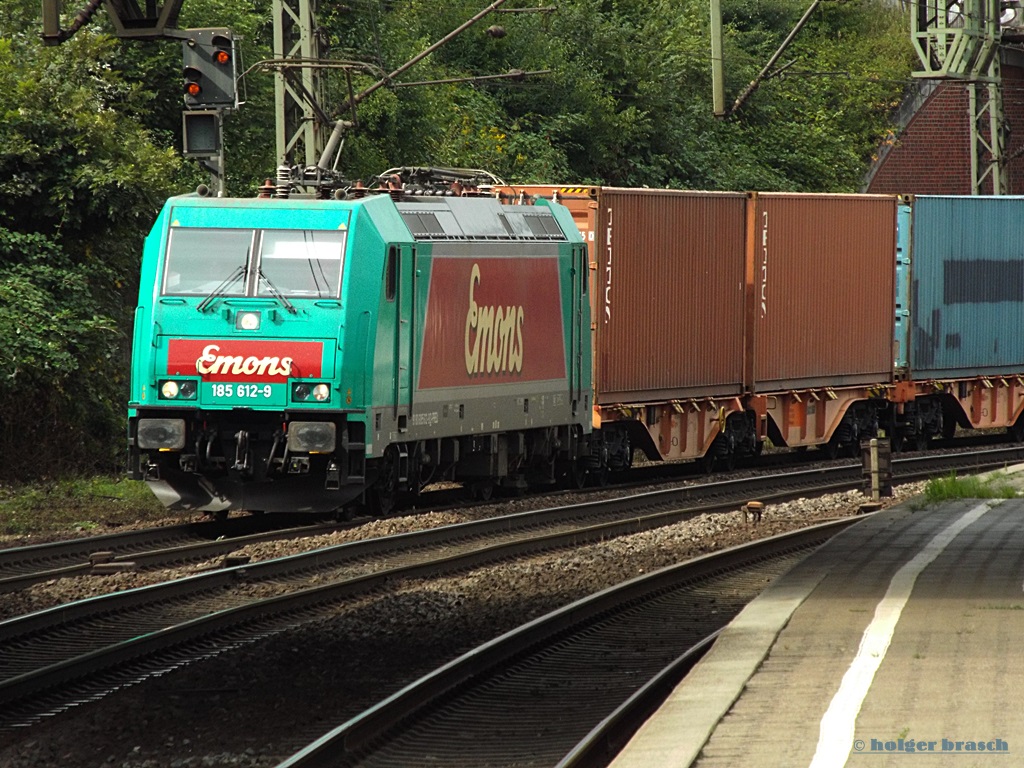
0 463 871 726
276 518 858 767
1 446 1018 730
555 631 723 768
0 512 342 592
2 442 1016 594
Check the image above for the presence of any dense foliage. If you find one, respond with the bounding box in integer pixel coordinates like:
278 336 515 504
0 0 914 483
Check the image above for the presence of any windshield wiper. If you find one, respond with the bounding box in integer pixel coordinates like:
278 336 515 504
197 265 246 313
258 269 298 314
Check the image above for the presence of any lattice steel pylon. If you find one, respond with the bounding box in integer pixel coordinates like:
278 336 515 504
272 0 327 167
911 0 1007 194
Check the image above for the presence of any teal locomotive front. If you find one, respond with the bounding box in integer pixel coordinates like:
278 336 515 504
128 191 591 515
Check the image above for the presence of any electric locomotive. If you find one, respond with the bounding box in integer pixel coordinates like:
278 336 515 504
128 183 593 515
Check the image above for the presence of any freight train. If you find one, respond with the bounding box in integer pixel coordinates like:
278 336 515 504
128 172 1024 515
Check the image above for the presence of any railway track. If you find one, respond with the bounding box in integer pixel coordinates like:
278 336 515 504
0 512 353 593
277 519 853 767
1 438 1011 594
0 446 1019 736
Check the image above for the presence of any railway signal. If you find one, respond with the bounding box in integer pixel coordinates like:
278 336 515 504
181 29 237 110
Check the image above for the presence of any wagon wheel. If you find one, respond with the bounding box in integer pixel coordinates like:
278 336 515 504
723 451 737 471
698 451 716 474
1010 418 1024 443
822 436 841 461
470 479 495 501
370 446 400 517
619 432 634 470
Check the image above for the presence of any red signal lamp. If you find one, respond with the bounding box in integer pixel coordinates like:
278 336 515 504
184 65 202 97
211 34 233 67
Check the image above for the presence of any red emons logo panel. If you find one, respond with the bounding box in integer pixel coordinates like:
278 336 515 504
167 339 324 382
418 257 567 389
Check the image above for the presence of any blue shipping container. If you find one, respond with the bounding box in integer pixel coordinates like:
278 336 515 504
910 195 1024 378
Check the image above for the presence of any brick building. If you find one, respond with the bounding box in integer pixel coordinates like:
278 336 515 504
864 48 1024 194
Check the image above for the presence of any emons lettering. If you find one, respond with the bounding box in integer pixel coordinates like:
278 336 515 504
195 344 294 377
464 263 524 376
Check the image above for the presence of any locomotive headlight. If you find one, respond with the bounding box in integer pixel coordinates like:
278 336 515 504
287 422 336 453
236 311 261 331
137 418 186 450
158 379 198 400
292 382 331 403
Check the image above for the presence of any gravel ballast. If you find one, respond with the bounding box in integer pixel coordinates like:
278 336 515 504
0 483 924 767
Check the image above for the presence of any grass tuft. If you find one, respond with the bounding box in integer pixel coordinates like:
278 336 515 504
0 476 167 538
923 471 1019 503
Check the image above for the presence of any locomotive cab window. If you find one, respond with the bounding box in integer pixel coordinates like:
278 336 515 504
162 227 345 299
164 228 253 295
258 230 346 298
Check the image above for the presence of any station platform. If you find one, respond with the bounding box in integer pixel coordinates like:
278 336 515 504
610 497 1024 767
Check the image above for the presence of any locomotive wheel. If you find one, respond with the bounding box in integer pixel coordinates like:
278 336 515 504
371 447 400 517
566 462 587 490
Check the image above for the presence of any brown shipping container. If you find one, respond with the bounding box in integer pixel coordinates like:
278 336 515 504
509 186 748 404
749 193 897 392
594 189 748 403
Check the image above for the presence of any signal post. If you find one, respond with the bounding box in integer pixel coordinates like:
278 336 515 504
181 29 238 196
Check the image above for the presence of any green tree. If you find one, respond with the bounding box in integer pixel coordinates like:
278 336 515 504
0 0 915 486
0 8 180 480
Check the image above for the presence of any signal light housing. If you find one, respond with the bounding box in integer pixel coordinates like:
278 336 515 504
181 28 237 110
